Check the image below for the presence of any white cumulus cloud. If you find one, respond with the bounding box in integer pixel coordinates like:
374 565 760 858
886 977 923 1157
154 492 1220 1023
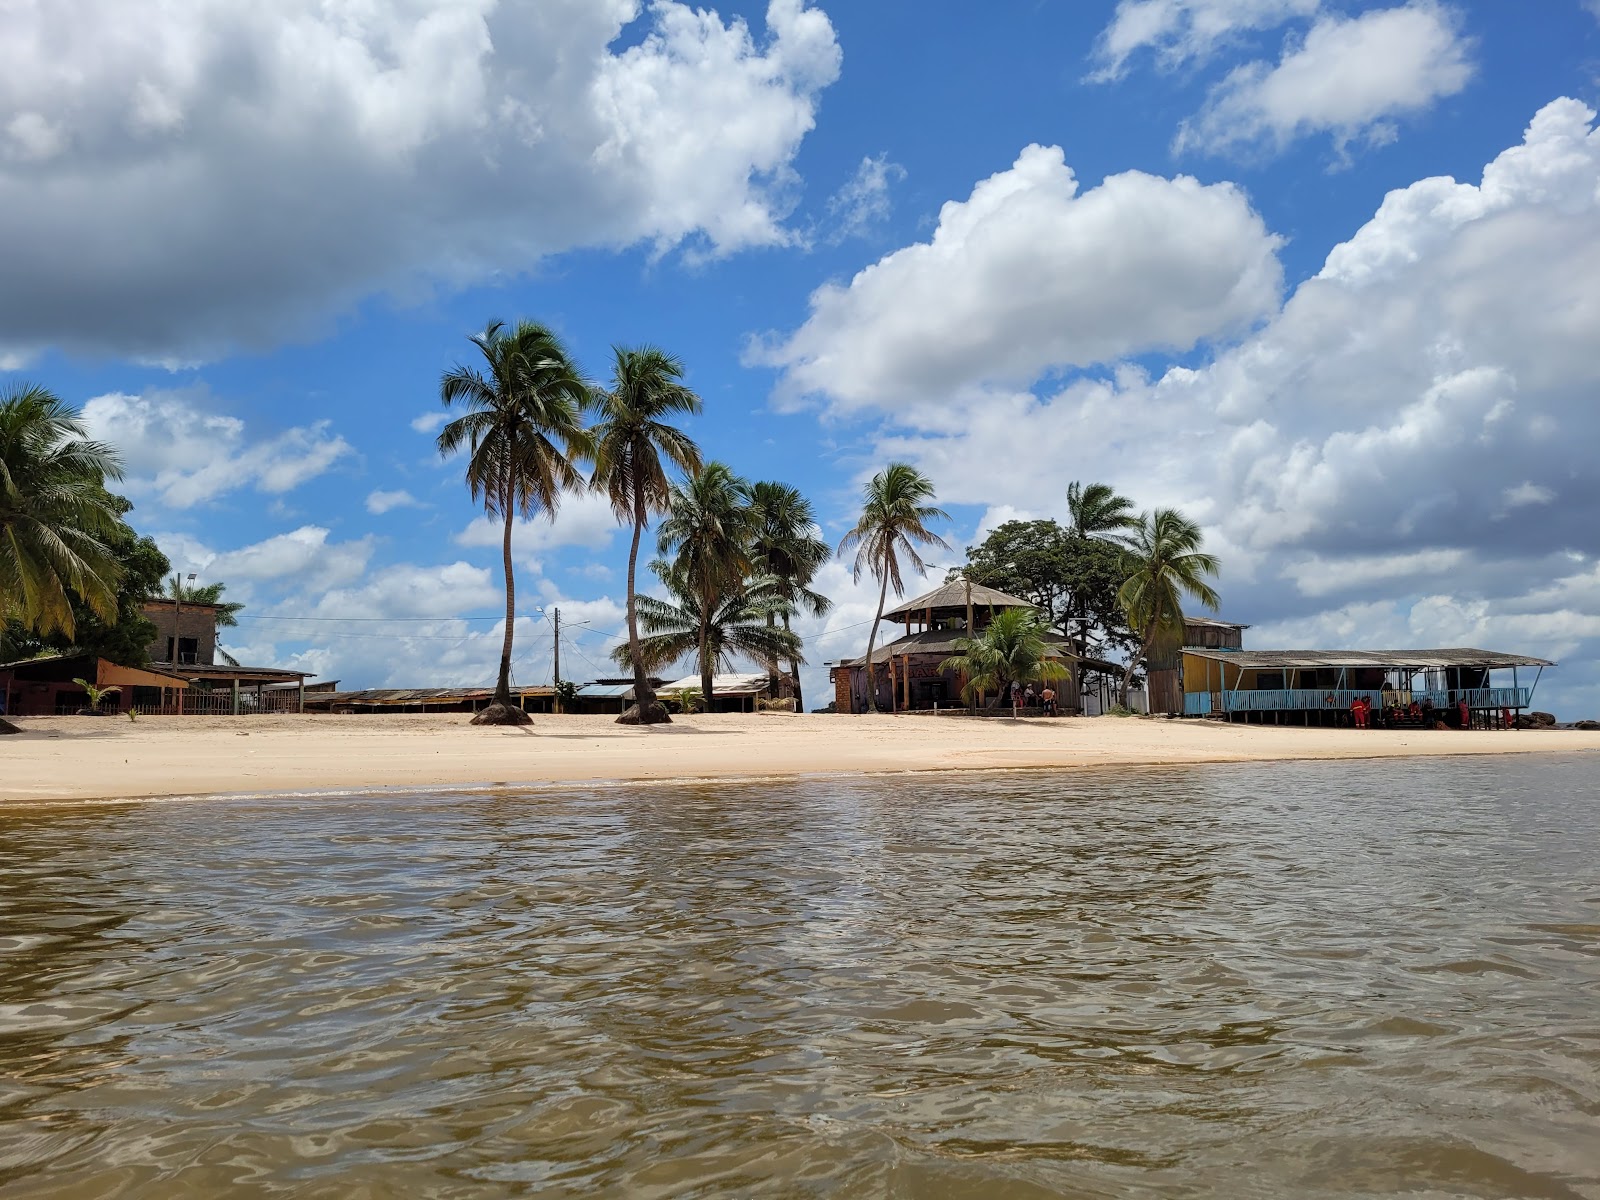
81 388 352 508
0 0 841 362
366 489 423 515
1176 2 1474 159
759 144 1283 413
1090 0 1320 79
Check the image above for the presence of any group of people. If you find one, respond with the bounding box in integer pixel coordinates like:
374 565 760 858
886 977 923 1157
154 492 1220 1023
1009 681 1058 716
1347 694 1473 731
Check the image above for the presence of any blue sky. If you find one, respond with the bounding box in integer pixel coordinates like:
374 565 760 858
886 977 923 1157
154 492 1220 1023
5 0 1600 716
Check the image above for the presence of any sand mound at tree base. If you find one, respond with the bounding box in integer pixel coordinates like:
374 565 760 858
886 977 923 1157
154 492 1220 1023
470 703 533 727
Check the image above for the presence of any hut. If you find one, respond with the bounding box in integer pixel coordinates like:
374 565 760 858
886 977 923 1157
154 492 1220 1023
301 685 555 715
659 672 787 713
1145 617 1249 715
828 580 1084 714
0 654 190 717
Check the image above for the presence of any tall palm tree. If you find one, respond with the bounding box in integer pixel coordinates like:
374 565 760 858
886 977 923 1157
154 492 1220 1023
941 606 1070 710
590 346 702 725
1116 508 1221 702
612 565 802 698
1064 480 1139 656
749 480 831 710
0 384 124 642
656 462 754 704
438 320 594 725
836 463 949 714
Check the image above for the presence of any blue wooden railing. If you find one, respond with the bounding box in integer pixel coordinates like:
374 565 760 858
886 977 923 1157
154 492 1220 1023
1185 687 1531 716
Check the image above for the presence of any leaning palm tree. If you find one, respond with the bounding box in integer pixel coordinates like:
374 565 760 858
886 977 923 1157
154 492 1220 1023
941 606 1070 711
836 463 950 713
590 346 703 725
612 565 802 699
0 383 124 643
1116 508 1221 703
749 480 831 710
438 320 595 725
655 462 755 704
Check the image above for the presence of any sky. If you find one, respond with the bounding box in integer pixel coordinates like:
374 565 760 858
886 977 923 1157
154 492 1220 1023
5 0 1600 717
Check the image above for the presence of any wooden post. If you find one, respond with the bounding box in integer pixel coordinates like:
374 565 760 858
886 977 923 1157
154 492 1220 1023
231 678 240 716
888 654 897 714
298 677 305 715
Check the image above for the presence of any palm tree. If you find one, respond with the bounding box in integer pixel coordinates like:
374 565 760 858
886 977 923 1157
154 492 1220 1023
1116 508 1221 702
836 463 950 713
0 383 124 642
1066 480 1139 541
438 320 594 725
940 606 1070 711
612 565 802 699
590 346 703 725
749 480 831 710
656 462 754 704
1064 480 1139 656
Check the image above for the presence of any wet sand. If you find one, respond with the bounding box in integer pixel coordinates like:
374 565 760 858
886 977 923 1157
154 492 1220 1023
3 711 1596 804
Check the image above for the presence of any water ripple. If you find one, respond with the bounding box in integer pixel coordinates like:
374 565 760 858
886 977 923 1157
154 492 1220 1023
1 758 1597 1197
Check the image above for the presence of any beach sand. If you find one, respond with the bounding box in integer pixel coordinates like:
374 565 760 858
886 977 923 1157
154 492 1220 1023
3 711 1597 804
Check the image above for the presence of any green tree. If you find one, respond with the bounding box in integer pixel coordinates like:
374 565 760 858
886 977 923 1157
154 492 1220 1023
655 462 755 704
590 346 703 726
0 384 125 642
940 606 1070 710
3 495 170 667
836 463 950 714
438 320 595 724
748 480 831 710
1117 508 1221 701
612 565 802 691
1064 480 1139 657
1066 480 1139 542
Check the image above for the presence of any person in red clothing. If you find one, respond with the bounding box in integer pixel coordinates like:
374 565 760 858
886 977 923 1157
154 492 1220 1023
1350 696 1368 729
1458 699 1471 730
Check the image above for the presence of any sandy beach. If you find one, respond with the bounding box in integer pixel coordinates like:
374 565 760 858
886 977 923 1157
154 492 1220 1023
3 711 1597 804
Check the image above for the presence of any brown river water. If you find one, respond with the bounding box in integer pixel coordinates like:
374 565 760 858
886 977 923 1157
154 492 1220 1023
1 758 1598 1198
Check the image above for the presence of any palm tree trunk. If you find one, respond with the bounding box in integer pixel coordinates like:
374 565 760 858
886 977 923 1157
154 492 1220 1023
784 611 803 711
766 609 780 701
863 566 890 714
699 583 714 709
617 490 669 725
496 502 516 706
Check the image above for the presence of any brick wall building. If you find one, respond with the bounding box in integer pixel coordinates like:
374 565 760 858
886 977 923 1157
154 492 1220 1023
140 599 219 666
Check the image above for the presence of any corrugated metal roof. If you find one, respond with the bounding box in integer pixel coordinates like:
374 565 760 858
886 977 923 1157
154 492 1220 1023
1184 616 1250 630
307 685 554 706
662 673 772 695
1183 647 1554 670
574 683 634 699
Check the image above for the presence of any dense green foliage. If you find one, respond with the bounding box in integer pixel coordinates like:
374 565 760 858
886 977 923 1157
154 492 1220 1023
961 519 1137 660
1 384 126 642
940 607 1070 707
613 564 801 688
3 494 170 666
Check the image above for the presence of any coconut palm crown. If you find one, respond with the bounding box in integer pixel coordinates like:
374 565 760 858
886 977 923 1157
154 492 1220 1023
0 383 124 640
590 346 703 725
612 563 802 692
437 320 594 723
836 463 950 713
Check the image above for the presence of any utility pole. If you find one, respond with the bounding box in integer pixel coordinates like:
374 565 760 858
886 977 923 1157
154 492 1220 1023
552 607 561 713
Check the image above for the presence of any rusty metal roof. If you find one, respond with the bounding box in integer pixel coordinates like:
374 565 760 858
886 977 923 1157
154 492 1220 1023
1183 648 1554 670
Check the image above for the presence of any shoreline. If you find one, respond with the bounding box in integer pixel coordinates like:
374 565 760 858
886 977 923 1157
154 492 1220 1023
5 712 1598 806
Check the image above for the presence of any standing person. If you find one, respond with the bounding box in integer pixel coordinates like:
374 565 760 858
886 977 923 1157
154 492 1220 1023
1024 683 1037 710
1350 696 1368 729
1041 685 1056 717
1458 699 1470 731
